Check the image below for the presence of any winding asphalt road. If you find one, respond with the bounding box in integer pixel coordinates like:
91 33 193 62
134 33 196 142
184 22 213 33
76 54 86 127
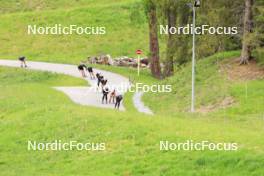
0 59 153 114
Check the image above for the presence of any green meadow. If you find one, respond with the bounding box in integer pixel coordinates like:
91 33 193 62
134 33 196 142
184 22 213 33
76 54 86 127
0 0 264 175
1 65 264 175
0 0 147 63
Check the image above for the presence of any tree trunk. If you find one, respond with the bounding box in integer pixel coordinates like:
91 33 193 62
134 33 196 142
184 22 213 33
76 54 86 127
148 3 162 79
240 0 254 65
176 6 191 65
164 8 176 77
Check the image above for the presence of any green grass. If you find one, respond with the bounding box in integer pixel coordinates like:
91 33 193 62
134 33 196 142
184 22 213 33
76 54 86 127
1 66 264 175
0 66 87 86
93 51 264 120
1 0 264 175
142 51 264 119
0 0 148 64
0 0 137 13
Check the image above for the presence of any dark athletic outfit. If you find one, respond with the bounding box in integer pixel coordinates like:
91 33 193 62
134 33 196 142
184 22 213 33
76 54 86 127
96 73 100 78
96 73 100 87
78 64 87 71
115 95 123 109
102 87 110 103
18 56 27 68
96 74 104 87
18 56 26 61
87 67 93 73
101 79 108 87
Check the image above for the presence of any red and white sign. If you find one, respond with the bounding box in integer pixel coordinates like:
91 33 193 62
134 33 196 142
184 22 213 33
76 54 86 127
136 49 143 55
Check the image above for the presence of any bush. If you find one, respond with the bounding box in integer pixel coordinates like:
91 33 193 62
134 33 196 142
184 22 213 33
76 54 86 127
253 48 264 66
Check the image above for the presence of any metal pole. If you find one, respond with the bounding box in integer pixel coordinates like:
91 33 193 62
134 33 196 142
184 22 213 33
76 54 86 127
137 54 140 76
191 6 196 112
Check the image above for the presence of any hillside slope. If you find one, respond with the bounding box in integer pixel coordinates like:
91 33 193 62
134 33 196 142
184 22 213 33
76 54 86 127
0 0 137 13
0 0 148 63
1 1 264 175
1 66 264 175
143 51 264 118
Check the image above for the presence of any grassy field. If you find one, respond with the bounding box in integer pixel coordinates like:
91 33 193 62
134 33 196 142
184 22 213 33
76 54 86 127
1 66 264 175
93 51 264 119
143 51 264 119
1 0 264 175
0 0 137 13
0 0 148 63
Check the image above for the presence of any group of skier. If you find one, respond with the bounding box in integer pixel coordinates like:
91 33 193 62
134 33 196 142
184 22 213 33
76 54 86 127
78 63 123 110
18 56 123 110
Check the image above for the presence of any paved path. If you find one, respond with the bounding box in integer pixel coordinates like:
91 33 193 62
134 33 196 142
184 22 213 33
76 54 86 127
133 92 153 115
0 59 153 114
0 59 129 110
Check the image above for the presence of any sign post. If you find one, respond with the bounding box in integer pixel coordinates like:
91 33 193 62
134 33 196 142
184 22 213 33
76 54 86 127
136 49 142 76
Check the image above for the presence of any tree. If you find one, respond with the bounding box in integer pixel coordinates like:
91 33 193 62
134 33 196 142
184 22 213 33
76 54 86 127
240 0 254 64
158 0 190 77
163 5 177 77
145 0 162 79
174 3 191 65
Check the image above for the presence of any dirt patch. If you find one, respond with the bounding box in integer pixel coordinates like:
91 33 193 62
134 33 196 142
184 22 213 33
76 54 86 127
220 58 264 81
197 97 235 114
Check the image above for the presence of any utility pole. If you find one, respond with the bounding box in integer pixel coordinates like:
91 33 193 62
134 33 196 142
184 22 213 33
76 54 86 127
191 5 196 112
189 0 200 112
